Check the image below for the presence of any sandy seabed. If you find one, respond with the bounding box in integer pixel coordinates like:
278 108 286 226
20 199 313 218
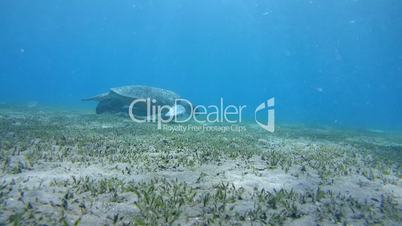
0 105 401 226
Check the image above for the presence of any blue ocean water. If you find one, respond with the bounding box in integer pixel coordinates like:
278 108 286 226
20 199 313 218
0 0 401 130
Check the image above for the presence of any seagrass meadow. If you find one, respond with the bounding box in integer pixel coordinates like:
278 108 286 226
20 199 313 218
0 105 401 226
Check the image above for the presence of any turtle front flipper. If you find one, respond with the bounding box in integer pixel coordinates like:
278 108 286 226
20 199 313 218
96 98 127 114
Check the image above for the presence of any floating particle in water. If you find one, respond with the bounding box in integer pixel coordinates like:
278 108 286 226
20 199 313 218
263 11 271 16
20 48 25 53
316 87 324 92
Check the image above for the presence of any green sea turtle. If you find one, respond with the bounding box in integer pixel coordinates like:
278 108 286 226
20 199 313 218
83 85 191 118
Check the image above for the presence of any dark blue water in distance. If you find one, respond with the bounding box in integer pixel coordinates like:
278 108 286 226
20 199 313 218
1 0 401 130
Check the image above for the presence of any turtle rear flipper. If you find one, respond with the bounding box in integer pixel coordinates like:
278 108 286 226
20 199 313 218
82 92 111 102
